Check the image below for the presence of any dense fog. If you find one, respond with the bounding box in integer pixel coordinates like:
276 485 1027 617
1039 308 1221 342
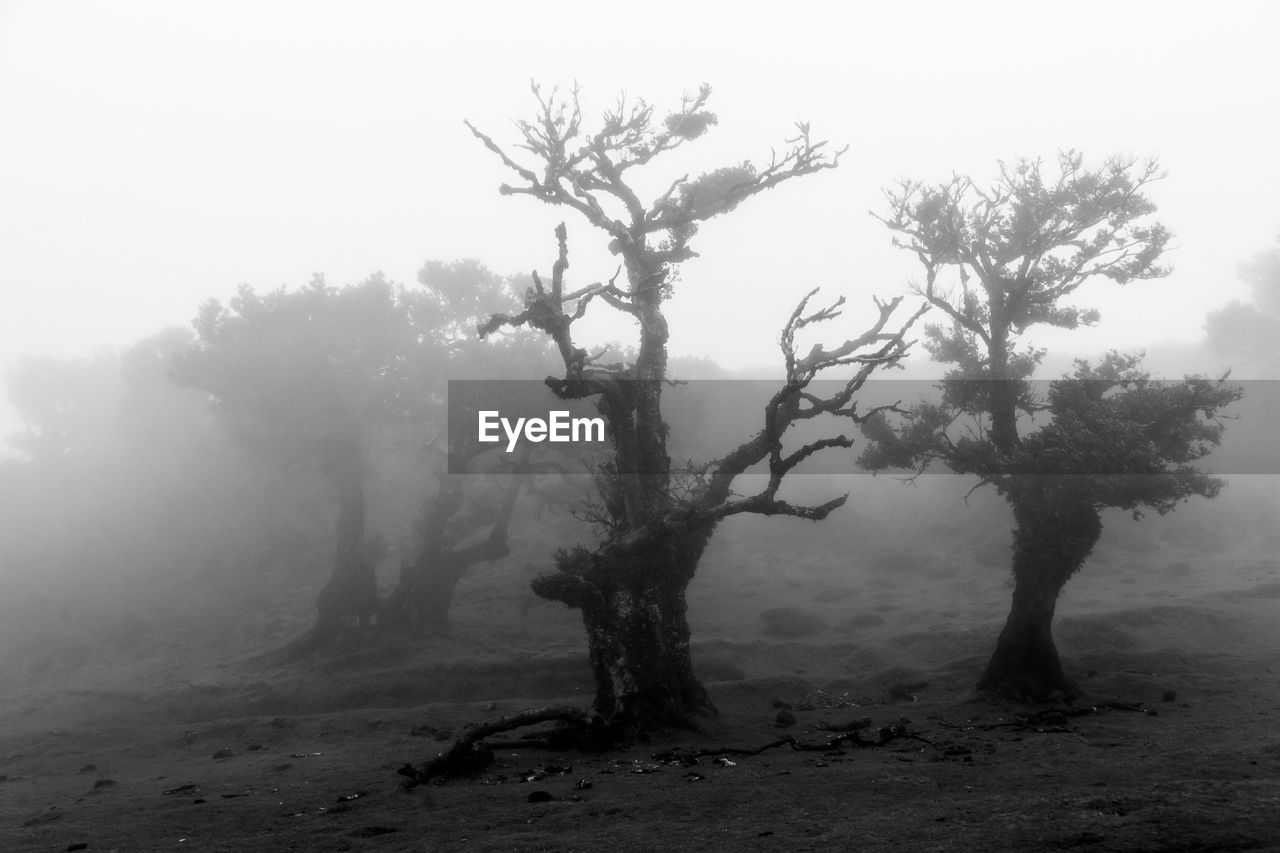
1 4 1277 849
1 307 1275 670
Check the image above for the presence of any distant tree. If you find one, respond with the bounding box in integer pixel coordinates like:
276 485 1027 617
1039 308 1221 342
381 259 564 636
174 275 434 650
463 83 923 738
382 428 530 636
1205 237 1280 366
1 331 279 614
860 153 1242 701
6 352 125 464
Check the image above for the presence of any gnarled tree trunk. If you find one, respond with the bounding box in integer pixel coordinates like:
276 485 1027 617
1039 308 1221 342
978 490 1102 701
283 432 378 656
535 525 717 734
384 464 521 636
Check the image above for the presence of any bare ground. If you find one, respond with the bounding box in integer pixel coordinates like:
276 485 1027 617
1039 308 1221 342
2 498 1278 852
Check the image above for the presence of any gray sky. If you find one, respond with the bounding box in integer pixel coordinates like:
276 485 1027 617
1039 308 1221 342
2 0 1277 435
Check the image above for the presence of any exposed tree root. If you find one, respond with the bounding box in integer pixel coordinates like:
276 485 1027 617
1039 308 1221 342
651 722 936 763
398 705 596 785
939 701 1155 733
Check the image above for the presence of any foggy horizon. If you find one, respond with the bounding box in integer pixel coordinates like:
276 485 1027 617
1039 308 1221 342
3 1 1279 450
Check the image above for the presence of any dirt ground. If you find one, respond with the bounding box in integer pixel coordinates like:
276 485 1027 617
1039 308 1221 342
2 481 1278 852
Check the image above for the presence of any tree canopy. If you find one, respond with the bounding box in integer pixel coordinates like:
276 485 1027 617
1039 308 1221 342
1205 237 1280 366
859 152 1241 700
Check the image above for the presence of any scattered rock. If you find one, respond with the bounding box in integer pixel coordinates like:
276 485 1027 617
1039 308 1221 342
77 764 97 774
524 764 573 782
775 709 796 727
246 744 263 752
212 748 234 760
162 784 200 796
92 779 117 789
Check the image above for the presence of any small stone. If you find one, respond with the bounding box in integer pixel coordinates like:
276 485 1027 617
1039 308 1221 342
212 749 234 760
1162 689 1177 703
526 790 554 803
775 709 796 727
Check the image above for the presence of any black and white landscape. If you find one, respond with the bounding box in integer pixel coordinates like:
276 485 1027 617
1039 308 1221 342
1 3 1278 850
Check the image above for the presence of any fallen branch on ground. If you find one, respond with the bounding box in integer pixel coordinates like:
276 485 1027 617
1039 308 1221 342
398 705 595 785
652 722 936 764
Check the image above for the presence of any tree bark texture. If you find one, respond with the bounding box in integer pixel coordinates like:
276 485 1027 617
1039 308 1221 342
535 525 717 734
978 488 1102 701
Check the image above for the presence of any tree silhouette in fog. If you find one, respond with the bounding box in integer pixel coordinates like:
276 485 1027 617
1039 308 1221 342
174 263 565 647
860 153 1242 701
1205 237 1280 368
174 275 435 649
382 260 565 636
2 331 275 618
457 83 924 741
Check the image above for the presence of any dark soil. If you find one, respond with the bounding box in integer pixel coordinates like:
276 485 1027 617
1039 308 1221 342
2 486 1278 851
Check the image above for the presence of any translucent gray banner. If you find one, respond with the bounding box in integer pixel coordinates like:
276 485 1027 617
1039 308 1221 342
446 379 1276 476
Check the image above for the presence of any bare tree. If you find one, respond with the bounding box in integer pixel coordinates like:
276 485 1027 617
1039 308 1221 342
467 84 924 735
